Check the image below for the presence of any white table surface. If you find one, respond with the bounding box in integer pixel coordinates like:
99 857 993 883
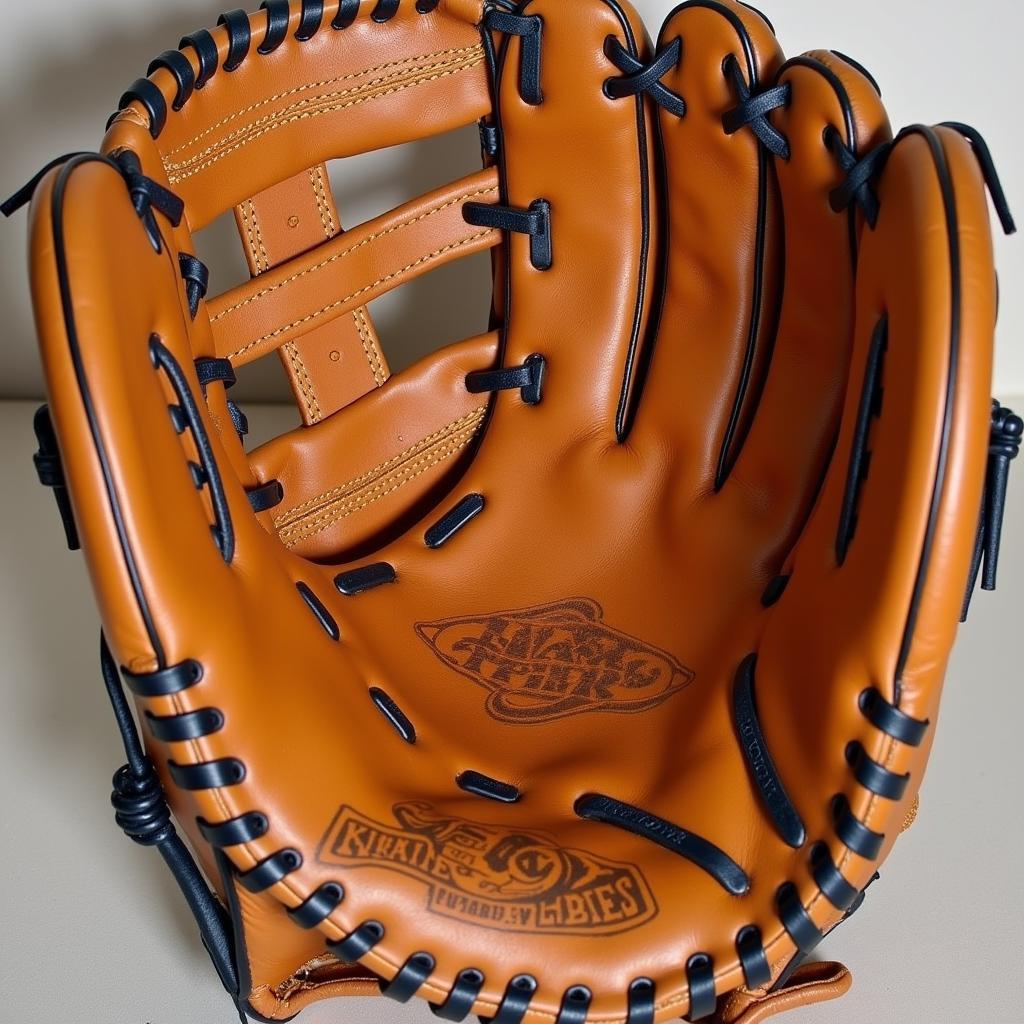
1 399 1022 1024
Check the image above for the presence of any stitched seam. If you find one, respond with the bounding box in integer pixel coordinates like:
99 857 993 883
240 200 269 274
226 230 493 360
213 185 497 323
163 45 481 156
310 166 336 239
353 306 387 385
250 201 271 274
279 420 484 547
275 407 486 525
284 341 322 423
164 55 484 183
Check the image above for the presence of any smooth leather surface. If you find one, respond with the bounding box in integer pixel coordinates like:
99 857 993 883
22 1 1003 1022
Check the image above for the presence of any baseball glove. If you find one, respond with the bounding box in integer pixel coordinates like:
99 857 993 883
4 0 1021 1022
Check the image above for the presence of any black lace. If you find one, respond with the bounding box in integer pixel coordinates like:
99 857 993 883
963 401 1022 618
604 37 685 117
722 55 791 158
466 354 546 406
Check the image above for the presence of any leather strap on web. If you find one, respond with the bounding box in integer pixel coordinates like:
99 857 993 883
234 164 390 424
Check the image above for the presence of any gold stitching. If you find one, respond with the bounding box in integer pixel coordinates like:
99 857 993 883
163 46 481 157
164 54 484 183
213 185 496 323
226 230 493 360
279 415 485 547
353 306 387 386
310 166 336 239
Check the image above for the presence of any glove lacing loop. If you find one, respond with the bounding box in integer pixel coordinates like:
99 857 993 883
722 54 791 159
826 130 891 229
604 36 686 117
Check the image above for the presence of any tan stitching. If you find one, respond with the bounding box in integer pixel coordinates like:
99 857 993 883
227 230 492 360
164 55 484 184
164 46 481 157
276 407 486 545
280 426 483 547
353 306 387 386
239 201 268 274
310 166 337 239
213 185 496 323
283 341 322 423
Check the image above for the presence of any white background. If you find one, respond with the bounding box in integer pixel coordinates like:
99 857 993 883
0 3 1022 1024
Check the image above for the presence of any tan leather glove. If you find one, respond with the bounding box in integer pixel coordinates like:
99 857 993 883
5 1 1019 1022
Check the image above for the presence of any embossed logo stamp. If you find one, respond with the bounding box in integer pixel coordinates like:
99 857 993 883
318 801 657 935
415 598 694 723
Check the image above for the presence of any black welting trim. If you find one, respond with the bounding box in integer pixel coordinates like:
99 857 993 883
464 199 552 271
735 0 775 33
432 968 485 1021
833 795 884 860
886 126 961 692
457 770 521 804
146 707 224 743
179 254 210 319
426 493 486 548
296 582 340 641
369 687 416 744
556 986 591 1024
372 0 401 22
836 316 887 564
198 812 269 848
685 954 716 1022
732 656 806 848
259 0 291 53
151 336 235 563
604 37 685 117
383 953 436 1002
32 405 80 550
51 156 167 660
846 741 909 800
761 574 790 607
831 51 882 97
169 757 246 791
247 480 284 514
485 10 543 104
148 50 196 109
237 849 302 893
296 0 324 40
179 29 219 88
776 882 822 953
735 925 771 989
289 882 344 929
576 793 749 895
491 975 537 1024
681 1 777 488
626 978 655 1024
218 10 251 71
328 920 385 962
118 78 168 139
809 842 859 912
124 659 202 697
213 850 256 1014
466 354 546 405
335 562 397 595
332 0 360 29
859 688 929 746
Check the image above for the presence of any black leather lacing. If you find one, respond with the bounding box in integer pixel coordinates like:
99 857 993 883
112 151 184 254
99 635 239 997
485 9 543 104
604 37 685 117
464 199 552 271
113 0 442 137
826 131 891 228
466 354 546 405
722 54 791 158
31 405 80 551
179 254 210 319
941 122 1017 235
194 356 250 441
962 400 1022 618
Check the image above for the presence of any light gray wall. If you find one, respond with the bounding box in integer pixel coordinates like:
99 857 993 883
1 0 1020 401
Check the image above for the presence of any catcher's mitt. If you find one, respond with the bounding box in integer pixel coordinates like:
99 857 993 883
4 0 1021 1021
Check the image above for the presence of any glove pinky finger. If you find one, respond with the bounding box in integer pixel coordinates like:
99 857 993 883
749 124 1003 917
